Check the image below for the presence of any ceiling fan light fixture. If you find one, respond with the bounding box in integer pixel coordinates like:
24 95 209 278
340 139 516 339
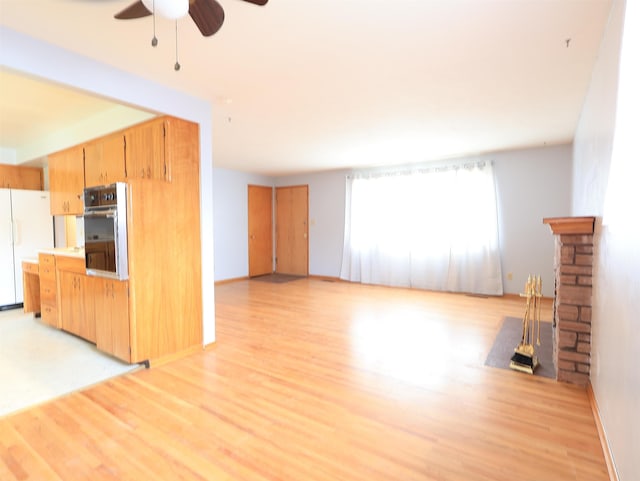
141 0 189 20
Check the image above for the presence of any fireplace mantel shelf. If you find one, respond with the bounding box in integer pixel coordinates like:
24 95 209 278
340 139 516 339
543 216 595 235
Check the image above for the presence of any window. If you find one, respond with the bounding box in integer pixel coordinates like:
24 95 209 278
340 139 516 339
340 161 503 295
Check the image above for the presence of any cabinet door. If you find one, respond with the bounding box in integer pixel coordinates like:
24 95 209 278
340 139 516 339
85 133 126 187
59 271 96 343
82 275 97 343
95 279 130 362
49 145 85 215
59 270 83 337
22 262 41 314
0 164 43 190
125 118 168 181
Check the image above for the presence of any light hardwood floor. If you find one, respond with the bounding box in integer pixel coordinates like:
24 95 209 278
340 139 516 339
0 279 608 481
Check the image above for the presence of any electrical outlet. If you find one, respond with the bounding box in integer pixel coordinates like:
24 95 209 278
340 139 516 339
507 272 513 281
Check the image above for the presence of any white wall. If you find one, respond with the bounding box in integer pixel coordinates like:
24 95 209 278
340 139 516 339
0 147 17 164
493 144 572 296
572 1 639 479
272 146 571 296
210 146 571 296
213 167 272 281
0 26 216 345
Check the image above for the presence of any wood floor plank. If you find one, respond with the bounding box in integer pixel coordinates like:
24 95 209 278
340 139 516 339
0 279 609 480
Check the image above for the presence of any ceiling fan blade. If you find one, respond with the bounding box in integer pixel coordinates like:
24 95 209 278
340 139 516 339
114 0 152 20
239 0 268 5
189 0 225 37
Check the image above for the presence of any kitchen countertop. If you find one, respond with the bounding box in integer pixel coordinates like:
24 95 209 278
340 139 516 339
38 247 85 259
22 257 39 264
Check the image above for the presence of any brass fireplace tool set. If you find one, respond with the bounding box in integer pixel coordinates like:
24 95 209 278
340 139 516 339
510 275 543 374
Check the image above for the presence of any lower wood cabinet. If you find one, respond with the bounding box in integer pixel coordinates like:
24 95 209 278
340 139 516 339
38 253 58 328
22 261 41 314
58 269 96 343
55 254 130 362
94 279 130 362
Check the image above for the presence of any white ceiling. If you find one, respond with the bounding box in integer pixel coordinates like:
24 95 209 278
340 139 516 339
0 0 612 175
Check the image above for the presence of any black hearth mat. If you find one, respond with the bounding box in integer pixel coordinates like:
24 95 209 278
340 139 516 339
485 317 554 379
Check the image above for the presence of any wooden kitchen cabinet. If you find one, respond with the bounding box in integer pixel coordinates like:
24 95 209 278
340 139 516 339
38 253 58 327
126 116 201 364
0 164 43 190
39 115 201 366
84 132 126 187
57 256 96 343
48 145 85 215
95 279 130 362
125 117 171 182
22 261 41 314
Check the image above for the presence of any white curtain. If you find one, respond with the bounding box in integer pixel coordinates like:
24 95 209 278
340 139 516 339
340 161 503 295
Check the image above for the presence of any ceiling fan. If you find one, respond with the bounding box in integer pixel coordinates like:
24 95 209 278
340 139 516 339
114 0 268 37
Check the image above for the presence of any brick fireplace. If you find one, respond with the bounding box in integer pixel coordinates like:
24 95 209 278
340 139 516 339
543 216 596 386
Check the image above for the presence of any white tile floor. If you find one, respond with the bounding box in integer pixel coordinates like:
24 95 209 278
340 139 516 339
0 308 140 417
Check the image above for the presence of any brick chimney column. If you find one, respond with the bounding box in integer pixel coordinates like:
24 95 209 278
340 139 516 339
543 217 595 386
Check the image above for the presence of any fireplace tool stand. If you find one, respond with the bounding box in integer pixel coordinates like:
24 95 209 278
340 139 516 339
510 275 542 374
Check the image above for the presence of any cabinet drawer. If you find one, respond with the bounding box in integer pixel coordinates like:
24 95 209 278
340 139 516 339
39 254 56 280
41 302 58 327
40 281 57 304
56 255 85 274
39 265 56 280
22 261 39 275
39 253 55 267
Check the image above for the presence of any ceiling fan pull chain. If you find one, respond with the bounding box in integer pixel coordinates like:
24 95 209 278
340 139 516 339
151 0 158 47
174 20 181 71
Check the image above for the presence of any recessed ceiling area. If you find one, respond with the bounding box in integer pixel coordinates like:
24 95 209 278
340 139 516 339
0 70 119 150
0 0 613 175
0 68 156 167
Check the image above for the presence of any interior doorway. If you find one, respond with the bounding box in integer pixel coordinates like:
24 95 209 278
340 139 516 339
275 185 309 276
247 185 273 277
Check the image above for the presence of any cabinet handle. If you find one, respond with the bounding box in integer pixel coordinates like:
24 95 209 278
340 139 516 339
147 167 151 178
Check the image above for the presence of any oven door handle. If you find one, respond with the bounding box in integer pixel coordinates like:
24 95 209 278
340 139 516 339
84 210 116 219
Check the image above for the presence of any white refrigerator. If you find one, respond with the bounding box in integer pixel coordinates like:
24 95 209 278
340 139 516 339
0 189 54 308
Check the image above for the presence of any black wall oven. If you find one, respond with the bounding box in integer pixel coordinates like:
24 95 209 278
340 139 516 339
83 183 129 280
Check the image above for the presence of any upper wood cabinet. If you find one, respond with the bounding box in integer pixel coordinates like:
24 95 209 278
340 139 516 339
0 164 43 190
84 132 126 188
48 145 85 215
125 117 171 182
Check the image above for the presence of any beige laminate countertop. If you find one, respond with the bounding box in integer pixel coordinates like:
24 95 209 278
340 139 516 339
38 247 85 259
